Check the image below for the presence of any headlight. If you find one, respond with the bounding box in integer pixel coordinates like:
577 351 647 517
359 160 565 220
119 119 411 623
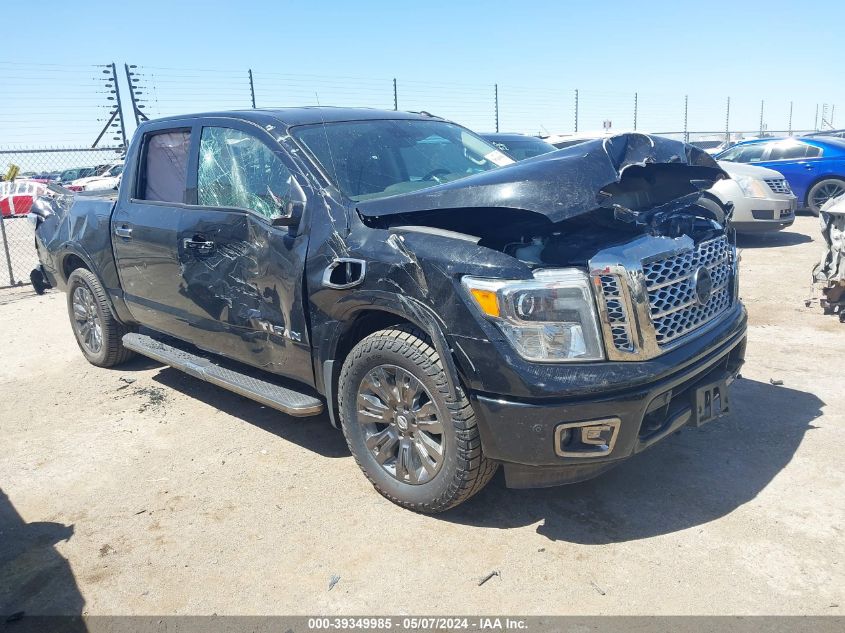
735 176 769 199
462 269 604 362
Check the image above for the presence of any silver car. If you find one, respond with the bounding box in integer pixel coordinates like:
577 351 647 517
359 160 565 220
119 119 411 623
710 161 797 233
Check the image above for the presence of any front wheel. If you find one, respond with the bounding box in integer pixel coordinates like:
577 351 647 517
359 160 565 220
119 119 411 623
338 326 497 513
807 178 845 216
66 268 135 367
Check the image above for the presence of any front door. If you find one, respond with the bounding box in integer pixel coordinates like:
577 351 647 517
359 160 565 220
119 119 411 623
175 122 313 384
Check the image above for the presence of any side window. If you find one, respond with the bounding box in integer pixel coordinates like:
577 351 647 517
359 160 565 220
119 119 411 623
717 146 741 161
140 130 191 203
734 144 767 163
769 142 821 160
804 145 822 158
197 127 295 220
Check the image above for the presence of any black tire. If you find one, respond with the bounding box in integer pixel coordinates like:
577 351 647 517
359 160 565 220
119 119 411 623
338 325 497 513
806 178 845 216
66 268 135 367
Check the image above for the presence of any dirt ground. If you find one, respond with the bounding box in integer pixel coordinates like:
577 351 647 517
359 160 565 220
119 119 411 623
1 215 843 616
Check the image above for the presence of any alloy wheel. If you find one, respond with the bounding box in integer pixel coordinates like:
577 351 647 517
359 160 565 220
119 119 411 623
71 285 103 354
356 364 445 485
811 181 845 211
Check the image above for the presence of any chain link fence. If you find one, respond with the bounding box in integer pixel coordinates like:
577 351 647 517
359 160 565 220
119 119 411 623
0 147 123 288
0 60 841 289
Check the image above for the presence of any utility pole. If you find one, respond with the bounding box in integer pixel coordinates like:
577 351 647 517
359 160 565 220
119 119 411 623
759 100 765 136
725 96 730 143
683 95 689 143
393 78 398 111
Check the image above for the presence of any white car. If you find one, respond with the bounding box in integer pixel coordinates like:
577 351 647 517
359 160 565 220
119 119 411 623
70 162 124 191
710 161 797 233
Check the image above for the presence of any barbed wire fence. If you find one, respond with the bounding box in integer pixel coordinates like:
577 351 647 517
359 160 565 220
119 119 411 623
0 60 840 288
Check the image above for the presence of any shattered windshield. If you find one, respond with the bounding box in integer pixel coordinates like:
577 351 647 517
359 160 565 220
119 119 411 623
292 119 513 201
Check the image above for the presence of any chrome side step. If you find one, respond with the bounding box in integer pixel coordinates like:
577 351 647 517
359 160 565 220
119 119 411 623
122 333 324 417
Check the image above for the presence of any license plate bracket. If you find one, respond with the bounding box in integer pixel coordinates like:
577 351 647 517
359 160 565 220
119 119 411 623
692 378 730 426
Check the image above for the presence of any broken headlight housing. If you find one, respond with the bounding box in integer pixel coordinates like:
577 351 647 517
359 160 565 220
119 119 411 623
462 269 604 362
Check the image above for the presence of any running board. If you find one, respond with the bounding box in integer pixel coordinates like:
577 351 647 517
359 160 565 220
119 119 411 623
122 333 324 417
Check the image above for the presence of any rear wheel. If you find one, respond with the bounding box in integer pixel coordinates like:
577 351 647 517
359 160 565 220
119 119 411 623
338 325 497 513
66 268 134 367
807 178 845 216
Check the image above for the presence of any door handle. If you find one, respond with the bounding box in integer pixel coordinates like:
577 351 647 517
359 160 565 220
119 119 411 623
183 237 215 253
114 226 133 238
804 164 815 170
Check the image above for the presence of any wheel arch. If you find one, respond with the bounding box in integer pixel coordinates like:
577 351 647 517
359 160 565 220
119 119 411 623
61 249 127 324
320 302 463 429
804 174 845 208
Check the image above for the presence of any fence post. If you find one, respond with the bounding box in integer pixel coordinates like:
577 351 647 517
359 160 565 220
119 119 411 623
574 89 579 133
92 63 127 148
725 96 730 143
0 215 14 286
683 95 689 143
633 92 638 131
393 78 398 111
814 103 819 130
125 64 149 125
788 101 793 136
759 100 765 136
832 104 836 127
111 62 127 147
494 84 499 133
248 69 256 108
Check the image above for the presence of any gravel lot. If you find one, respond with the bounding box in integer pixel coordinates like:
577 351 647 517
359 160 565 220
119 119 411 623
1 215 843 616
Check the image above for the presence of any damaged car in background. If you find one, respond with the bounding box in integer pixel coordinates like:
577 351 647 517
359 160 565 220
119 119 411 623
812 194 845 320
29 109 746 512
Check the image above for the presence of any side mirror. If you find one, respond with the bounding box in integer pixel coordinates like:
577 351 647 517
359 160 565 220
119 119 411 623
269 176 307 227
271 200 305 227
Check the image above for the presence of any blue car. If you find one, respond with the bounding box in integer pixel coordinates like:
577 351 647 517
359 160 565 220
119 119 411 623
716 137 845 214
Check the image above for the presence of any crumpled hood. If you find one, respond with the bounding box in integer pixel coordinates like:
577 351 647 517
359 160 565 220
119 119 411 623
357 133 728 224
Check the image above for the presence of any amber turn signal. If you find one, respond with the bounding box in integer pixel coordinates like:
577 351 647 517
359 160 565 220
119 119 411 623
469 288 500 318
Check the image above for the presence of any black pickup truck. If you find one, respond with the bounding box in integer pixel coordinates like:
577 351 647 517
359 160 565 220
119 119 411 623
31 108 746 512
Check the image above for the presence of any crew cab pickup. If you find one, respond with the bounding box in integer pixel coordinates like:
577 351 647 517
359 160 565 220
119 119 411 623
31 109 747 512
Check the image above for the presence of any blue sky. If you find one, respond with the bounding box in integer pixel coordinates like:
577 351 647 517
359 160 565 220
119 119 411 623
1 0 843 149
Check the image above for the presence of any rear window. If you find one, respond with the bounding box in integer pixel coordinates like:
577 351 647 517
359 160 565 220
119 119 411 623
139 130 191 203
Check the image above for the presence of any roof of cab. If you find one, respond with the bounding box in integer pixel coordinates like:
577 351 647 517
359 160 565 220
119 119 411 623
142 107 443 131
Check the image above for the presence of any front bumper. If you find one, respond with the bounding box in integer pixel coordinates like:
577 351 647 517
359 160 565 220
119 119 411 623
469 314 747 488
732 196 797 233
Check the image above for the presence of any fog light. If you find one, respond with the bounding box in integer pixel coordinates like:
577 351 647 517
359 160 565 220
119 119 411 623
554 418 621 458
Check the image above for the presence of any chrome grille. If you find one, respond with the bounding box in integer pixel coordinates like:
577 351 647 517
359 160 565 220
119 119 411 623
764 178 791 194
644 236 733 345
599 275 633 351
591 233 738 361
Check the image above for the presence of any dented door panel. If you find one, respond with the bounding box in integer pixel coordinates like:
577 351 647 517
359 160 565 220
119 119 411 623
174 208 313 384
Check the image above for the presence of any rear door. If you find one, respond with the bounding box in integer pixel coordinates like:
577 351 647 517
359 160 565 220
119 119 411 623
112 123 197 336
174 120 314 383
